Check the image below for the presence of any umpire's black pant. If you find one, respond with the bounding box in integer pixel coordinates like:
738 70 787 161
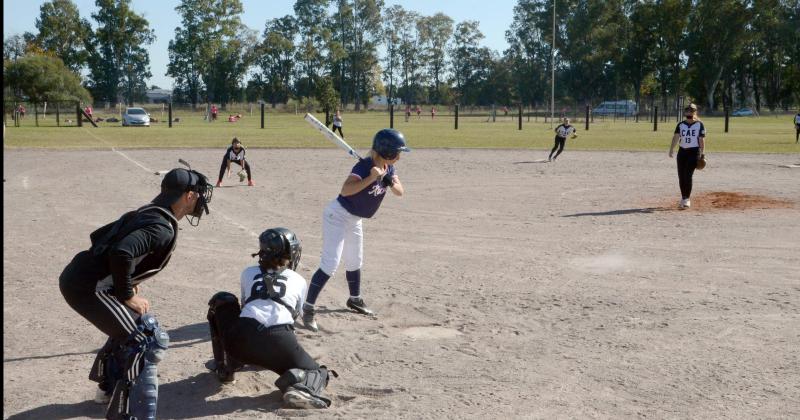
218 158 252 182
223 317 318 375
676 147 700 199
60 279 145 389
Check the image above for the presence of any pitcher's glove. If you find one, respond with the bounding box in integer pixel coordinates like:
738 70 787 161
696 154 707 170
381 174 395 188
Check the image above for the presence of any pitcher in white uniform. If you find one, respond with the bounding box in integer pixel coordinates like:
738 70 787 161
669 103 706 209
302 129 410 332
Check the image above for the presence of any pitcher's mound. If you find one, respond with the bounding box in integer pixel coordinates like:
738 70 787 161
692 191 793 211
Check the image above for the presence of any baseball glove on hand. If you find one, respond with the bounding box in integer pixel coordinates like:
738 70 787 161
380 174 395 188
696 154 707 170
238 169 247 182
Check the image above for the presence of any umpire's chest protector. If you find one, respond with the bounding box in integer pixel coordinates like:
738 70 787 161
90 205 179 283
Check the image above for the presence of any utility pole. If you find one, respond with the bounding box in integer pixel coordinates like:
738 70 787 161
551 0 556 129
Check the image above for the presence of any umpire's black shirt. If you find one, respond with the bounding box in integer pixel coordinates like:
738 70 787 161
59 206 178 301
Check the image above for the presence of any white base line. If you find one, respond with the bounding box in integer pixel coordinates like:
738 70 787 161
81 128 315 270
83 128 153 173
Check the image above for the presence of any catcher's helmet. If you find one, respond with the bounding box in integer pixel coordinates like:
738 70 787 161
257 228 302 270
372 129 410 159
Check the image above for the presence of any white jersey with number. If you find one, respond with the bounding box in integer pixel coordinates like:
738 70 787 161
239 266 307 328
555 124 576 138
674 121 706 148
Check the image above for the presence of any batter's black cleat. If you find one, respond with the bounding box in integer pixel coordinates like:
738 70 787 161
346 297 374 316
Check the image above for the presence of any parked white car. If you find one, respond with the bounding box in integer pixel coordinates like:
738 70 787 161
122 107 151 126
731 108 756 117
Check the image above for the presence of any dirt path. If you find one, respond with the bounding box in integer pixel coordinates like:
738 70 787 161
3 149 799 419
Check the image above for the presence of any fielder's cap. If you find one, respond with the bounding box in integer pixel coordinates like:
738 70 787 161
152 168 199 207
685 103 698 112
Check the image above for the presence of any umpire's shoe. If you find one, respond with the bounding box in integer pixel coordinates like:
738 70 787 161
346 297 375 316
302 305 319 332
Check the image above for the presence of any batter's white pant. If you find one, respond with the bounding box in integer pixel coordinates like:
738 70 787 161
318 199 363 276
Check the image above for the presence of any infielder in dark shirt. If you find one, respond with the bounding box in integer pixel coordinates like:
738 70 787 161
59 167 212 419
217 137 254 187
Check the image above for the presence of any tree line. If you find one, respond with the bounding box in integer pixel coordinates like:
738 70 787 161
4 0 799 113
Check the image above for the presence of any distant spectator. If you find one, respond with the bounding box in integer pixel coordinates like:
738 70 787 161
228 114 238 122
431 107 436 120
211 105 218 121
502 106 508 116
84 105 94 120
416 105 421 119
405 106 411 122
794 111 800 143
17 104 26 119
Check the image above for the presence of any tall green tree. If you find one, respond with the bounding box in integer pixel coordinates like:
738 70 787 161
33 0 92 73
620 0 657 112
685 0 751 112
398 11 424 104
348 0 383 109
257 15 297 106
417 13 454 104
167 0 252 107
450 20 484 104
294 0 331 98
561 0 627 102
87 0 154 105
4 55 92 125
381 5 408 106
505 0 556 107
3 35 32 62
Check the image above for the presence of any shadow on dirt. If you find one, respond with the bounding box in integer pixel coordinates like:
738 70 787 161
562 207 672 217
6 372 284 419
169 322 210 349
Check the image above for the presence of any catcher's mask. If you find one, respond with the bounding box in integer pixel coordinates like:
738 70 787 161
253 228 302 271
153 168 213 226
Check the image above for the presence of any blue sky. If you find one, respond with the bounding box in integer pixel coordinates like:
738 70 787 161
4 0 516 89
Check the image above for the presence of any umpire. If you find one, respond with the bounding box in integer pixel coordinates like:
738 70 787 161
59 167 213 419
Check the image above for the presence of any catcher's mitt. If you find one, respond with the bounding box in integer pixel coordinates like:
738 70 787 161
238 169 247 182
696 154 707 170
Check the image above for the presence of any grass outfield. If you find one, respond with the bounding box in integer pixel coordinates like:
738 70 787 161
3 110 799 153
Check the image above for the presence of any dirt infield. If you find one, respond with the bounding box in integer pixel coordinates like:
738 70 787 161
3 148 799 419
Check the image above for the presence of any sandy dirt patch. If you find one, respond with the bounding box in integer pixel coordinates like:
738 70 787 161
3 148 799 419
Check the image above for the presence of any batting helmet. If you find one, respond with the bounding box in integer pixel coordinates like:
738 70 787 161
372 129 410 159
257 228 302 270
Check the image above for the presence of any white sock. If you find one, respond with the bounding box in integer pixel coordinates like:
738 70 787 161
349 295 360 300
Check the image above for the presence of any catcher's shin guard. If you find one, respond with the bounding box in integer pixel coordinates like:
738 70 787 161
207 292 243 382
105 313 169 420
275 366 337 408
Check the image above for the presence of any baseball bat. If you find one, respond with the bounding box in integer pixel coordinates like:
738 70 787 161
304 113 363 160
178 158 192 169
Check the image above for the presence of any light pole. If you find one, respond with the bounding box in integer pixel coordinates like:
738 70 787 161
551 0 556 129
